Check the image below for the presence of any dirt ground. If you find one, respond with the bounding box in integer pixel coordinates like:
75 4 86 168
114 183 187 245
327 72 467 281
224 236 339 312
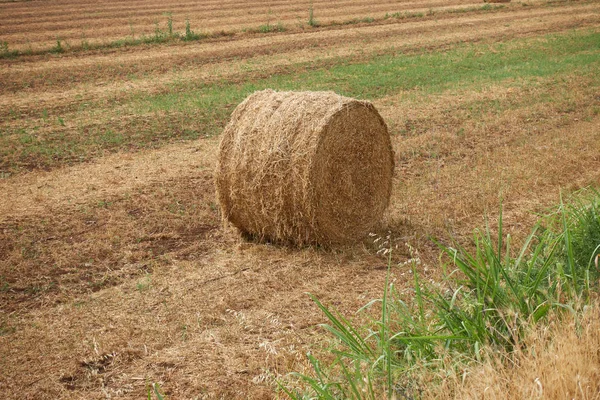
1 0 600 398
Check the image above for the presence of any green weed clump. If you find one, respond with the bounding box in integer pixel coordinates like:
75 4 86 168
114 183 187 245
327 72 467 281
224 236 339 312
338 17 375 26
550 190 600 290
281 189 600 399
50 39 64 54
166 13 173 37
308 1 319 27
0 41 19 59
251 22 287 34
184 19 203 41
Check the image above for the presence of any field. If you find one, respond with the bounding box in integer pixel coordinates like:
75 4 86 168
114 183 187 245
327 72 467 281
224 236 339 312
1 0 600 397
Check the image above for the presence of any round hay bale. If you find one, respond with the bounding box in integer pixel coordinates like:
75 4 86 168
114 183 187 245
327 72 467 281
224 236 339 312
215 89 394 246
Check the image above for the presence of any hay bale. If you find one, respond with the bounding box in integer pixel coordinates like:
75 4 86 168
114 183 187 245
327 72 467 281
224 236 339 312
215 89 394 246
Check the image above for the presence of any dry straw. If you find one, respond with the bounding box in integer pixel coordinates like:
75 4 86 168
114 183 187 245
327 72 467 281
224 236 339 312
215 89 394 246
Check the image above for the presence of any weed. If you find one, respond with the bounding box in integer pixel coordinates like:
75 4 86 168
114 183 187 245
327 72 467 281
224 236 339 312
97 200 112 208
181 324 188 341
51 38 64 54
165 13 173 37
147 382 167 399
19 134 34 144
385 11 427 20
99 129 123 145
185 19 193 39
167 200 185 215
254 22 286 34
136 274 152 292
0 41 19 59
129 20 136 38
184 19 202 41
551 190 600 290
154 21 165 41
342 16 375 25
308 1 318 27
136 281 150 292
74 300 86 308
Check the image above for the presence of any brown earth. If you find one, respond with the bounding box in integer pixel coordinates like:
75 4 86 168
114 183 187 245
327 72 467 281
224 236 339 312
1 0 600 398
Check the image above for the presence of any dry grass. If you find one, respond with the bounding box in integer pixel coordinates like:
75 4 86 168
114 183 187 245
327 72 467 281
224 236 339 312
1 70 599 395
0 167 223 312
0 0 513 52
380 73 600 240
424 302 600 399
1 111 598 397
216 90 393 246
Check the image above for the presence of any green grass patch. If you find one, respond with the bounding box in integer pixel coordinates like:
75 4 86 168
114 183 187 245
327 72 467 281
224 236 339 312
0 41 19 59
245 22 287 34
333 16 376 26
308 1 318 27
135 30 600 113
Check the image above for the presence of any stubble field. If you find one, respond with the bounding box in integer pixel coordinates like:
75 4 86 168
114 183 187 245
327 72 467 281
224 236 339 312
1 0 600 398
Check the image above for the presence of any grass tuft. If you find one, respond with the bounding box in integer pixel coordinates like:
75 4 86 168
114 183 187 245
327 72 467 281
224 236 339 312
0 41 19 59
147 382 167 399
250 22 287 34
184 19 203 41
50 38 64 54
308 1 319 27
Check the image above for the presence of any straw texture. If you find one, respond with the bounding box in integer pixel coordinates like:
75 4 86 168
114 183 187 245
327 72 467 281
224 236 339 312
215 89 394 246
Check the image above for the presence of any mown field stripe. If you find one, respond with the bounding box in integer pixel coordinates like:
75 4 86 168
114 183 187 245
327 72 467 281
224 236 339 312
1 29 599 173
0 1 508 57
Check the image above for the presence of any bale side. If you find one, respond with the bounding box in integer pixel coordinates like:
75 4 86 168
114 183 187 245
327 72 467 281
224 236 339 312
215 89 394 246
311 101 394 243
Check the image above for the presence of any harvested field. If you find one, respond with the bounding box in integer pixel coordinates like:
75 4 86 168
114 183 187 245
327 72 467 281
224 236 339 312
1 0 600 398
0 0 537 51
